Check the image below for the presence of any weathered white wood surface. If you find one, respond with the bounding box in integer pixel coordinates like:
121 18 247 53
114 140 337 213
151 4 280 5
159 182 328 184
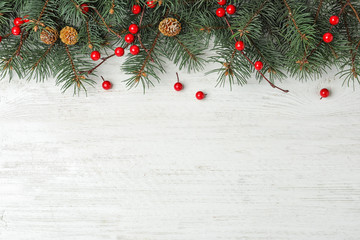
1 58 360 240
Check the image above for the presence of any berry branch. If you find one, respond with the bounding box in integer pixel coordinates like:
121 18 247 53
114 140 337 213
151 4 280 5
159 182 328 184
224 16 289 93
348 2 360 23
84 54 115 75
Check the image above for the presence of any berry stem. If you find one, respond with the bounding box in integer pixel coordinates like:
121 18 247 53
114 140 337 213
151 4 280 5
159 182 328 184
176 72 180 82
101 76 105 82
81 54 115 75
137 6 154 62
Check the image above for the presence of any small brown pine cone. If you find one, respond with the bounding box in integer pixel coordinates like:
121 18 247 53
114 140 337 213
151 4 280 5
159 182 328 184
159 18 181 37
40 27 58 45
60 26 79 45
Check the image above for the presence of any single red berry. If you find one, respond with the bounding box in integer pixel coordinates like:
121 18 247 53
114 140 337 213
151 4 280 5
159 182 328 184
235 41 245 51
254 61 263 71
12 26 21 35
329 16 339 26
0 36 2 43
80 3 89 14
226 5 236 15
218 0 226 5
130 45 140 55
196 91 205 100
174 82 183 91
23 15 30 23
147 1 156 8
129 24 139 34
115 47 124 57
132 5 141 14
216 8 226 17
323 32 333 43
125 34 135 43
91 51 101 61
102 81 112 90
320 88 330 98
14 17 24 26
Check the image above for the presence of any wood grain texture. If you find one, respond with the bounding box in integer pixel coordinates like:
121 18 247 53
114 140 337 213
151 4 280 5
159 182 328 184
0 59 360 240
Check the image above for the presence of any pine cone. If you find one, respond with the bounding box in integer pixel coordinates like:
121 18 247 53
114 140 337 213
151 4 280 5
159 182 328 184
40 27 58 45
60 26 79 45
159 18 181 37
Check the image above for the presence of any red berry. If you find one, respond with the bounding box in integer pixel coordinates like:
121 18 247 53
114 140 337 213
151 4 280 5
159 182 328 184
130 45 140 55
132 5 141 14
80 3 89 14
147 1 156 8
12 26 21 35
196 91 205 100
323 32 333 43
320 88 330 98
91 51 101 61
218 0 226 5
23 15 30 23
129 24 139 34
226 5 236 15
102 81 112 90
329 16 339 26
235 41 245 51
216 8 226 17
174 82 183 91
14 17 24 26
0 36 2 43
254 61 263 71
115 47 124 57
125 34 135 43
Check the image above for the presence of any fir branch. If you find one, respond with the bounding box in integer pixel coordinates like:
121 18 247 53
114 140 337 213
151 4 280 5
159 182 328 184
174 37 197 61
31 43 54 70
282 0 308 40
92 7 122 38
3 30 30 70
240 0 269 35
34 0 50 31
135 31 161 82
314 0 324 23
64 45 81 88
86 20 93 49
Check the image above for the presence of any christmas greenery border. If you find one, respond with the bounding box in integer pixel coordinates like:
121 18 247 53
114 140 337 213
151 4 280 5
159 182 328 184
0 0 359 94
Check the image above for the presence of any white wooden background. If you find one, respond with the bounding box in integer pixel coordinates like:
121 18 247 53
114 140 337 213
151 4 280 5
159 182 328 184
1 57 360 240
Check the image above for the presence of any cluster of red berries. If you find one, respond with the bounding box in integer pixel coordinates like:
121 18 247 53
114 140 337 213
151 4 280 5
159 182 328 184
323 15 340 43
90 7 143 62
216 0 236 17
8 16 29 37
90 23 140 61
131 1 157 14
